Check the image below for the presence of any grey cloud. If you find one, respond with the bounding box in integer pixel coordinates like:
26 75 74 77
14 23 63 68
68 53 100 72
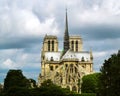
84 39 120 52
69 25 120 41
83 25 120 40
0 36 42 49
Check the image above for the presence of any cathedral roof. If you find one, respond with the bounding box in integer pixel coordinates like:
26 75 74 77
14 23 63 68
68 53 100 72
61 49 91 62
44 35 57 40
44 50 91 62
45 52 61 61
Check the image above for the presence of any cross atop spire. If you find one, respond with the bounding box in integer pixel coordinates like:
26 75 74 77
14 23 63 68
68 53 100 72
63 9 69 54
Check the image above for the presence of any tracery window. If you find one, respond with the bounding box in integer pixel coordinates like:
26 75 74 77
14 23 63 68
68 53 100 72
50 57 54 61
52 40 54 51
71 41 74 51
76 41 78 52
48 40 50 51
81 57 85 62
50 66 53 71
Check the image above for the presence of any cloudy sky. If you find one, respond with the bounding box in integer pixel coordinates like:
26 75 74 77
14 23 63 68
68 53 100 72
0 0 120 83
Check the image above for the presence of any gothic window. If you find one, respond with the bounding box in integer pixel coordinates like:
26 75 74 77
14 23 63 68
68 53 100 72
65 64 68 68
60 76 62 83
65 64 68 70
71 41 74 51
50 57 54 61
68 76 70 82
81 57 85 62
42 56 44 60
72 86 77 91
55 66 58 69
70 64 73 73
75 67 77 73
48 40 50 51
50 66 53 71
52 40 54 51
70 64 73 68
76 41 78 52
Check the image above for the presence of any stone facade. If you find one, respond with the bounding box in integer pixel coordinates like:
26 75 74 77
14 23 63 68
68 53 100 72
38 11 93 93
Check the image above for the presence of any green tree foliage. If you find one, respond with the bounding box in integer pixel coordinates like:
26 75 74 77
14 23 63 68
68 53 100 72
41 79 54 87
28 78 37 88
2 70 98 96
99 50 120 96
39 79 69 96
4 70 30 91
5 86 31 96
35 79 79 96
81 73 100 94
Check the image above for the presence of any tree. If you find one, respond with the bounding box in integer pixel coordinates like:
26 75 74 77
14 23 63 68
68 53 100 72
99 50 120 96
38 79 76 96
4 70 30 91
81 73 100 94
5 86 31 96
39 79 66 96
41 79 54 87
0 84 3 93
28 78 37 88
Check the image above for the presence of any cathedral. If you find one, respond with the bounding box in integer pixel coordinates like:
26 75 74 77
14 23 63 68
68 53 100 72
38 10 93 93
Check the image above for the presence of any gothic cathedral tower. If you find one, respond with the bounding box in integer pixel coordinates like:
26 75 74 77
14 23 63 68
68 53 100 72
38 10 93 93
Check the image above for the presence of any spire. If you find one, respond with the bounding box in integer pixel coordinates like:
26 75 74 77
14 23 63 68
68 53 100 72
63 9 69 54
65 8 69 36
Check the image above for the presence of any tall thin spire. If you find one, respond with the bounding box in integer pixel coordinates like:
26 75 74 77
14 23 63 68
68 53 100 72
65 8 68 36
63 9 69 54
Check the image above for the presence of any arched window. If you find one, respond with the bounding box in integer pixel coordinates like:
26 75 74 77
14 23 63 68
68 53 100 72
75 67 77 73
70 64 73 73
48 40 50 51
50 56 54 61
76 41 78 52
52 40 54 51
50 66 53 71
71 41 74 51
60 76 62 83
68 76 70 82
55 66 58 69
67 86 70 90
65 64 68 68
81 57 85 62
72 86 77 91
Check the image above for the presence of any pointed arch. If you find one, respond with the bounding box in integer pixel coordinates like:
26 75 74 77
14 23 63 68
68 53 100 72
48 40 50 51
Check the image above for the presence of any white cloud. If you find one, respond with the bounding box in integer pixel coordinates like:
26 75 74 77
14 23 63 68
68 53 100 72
2 59 17 69
0 48 40 70
69 0 120 28
0 3 60 39
93 51 107 58
12 9 59 36
21 54 28 61
38 17 59 36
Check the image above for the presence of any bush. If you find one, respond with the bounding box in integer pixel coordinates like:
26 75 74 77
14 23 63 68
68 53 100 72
80 93 96 96
5 86 31 96
81 73 100 93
